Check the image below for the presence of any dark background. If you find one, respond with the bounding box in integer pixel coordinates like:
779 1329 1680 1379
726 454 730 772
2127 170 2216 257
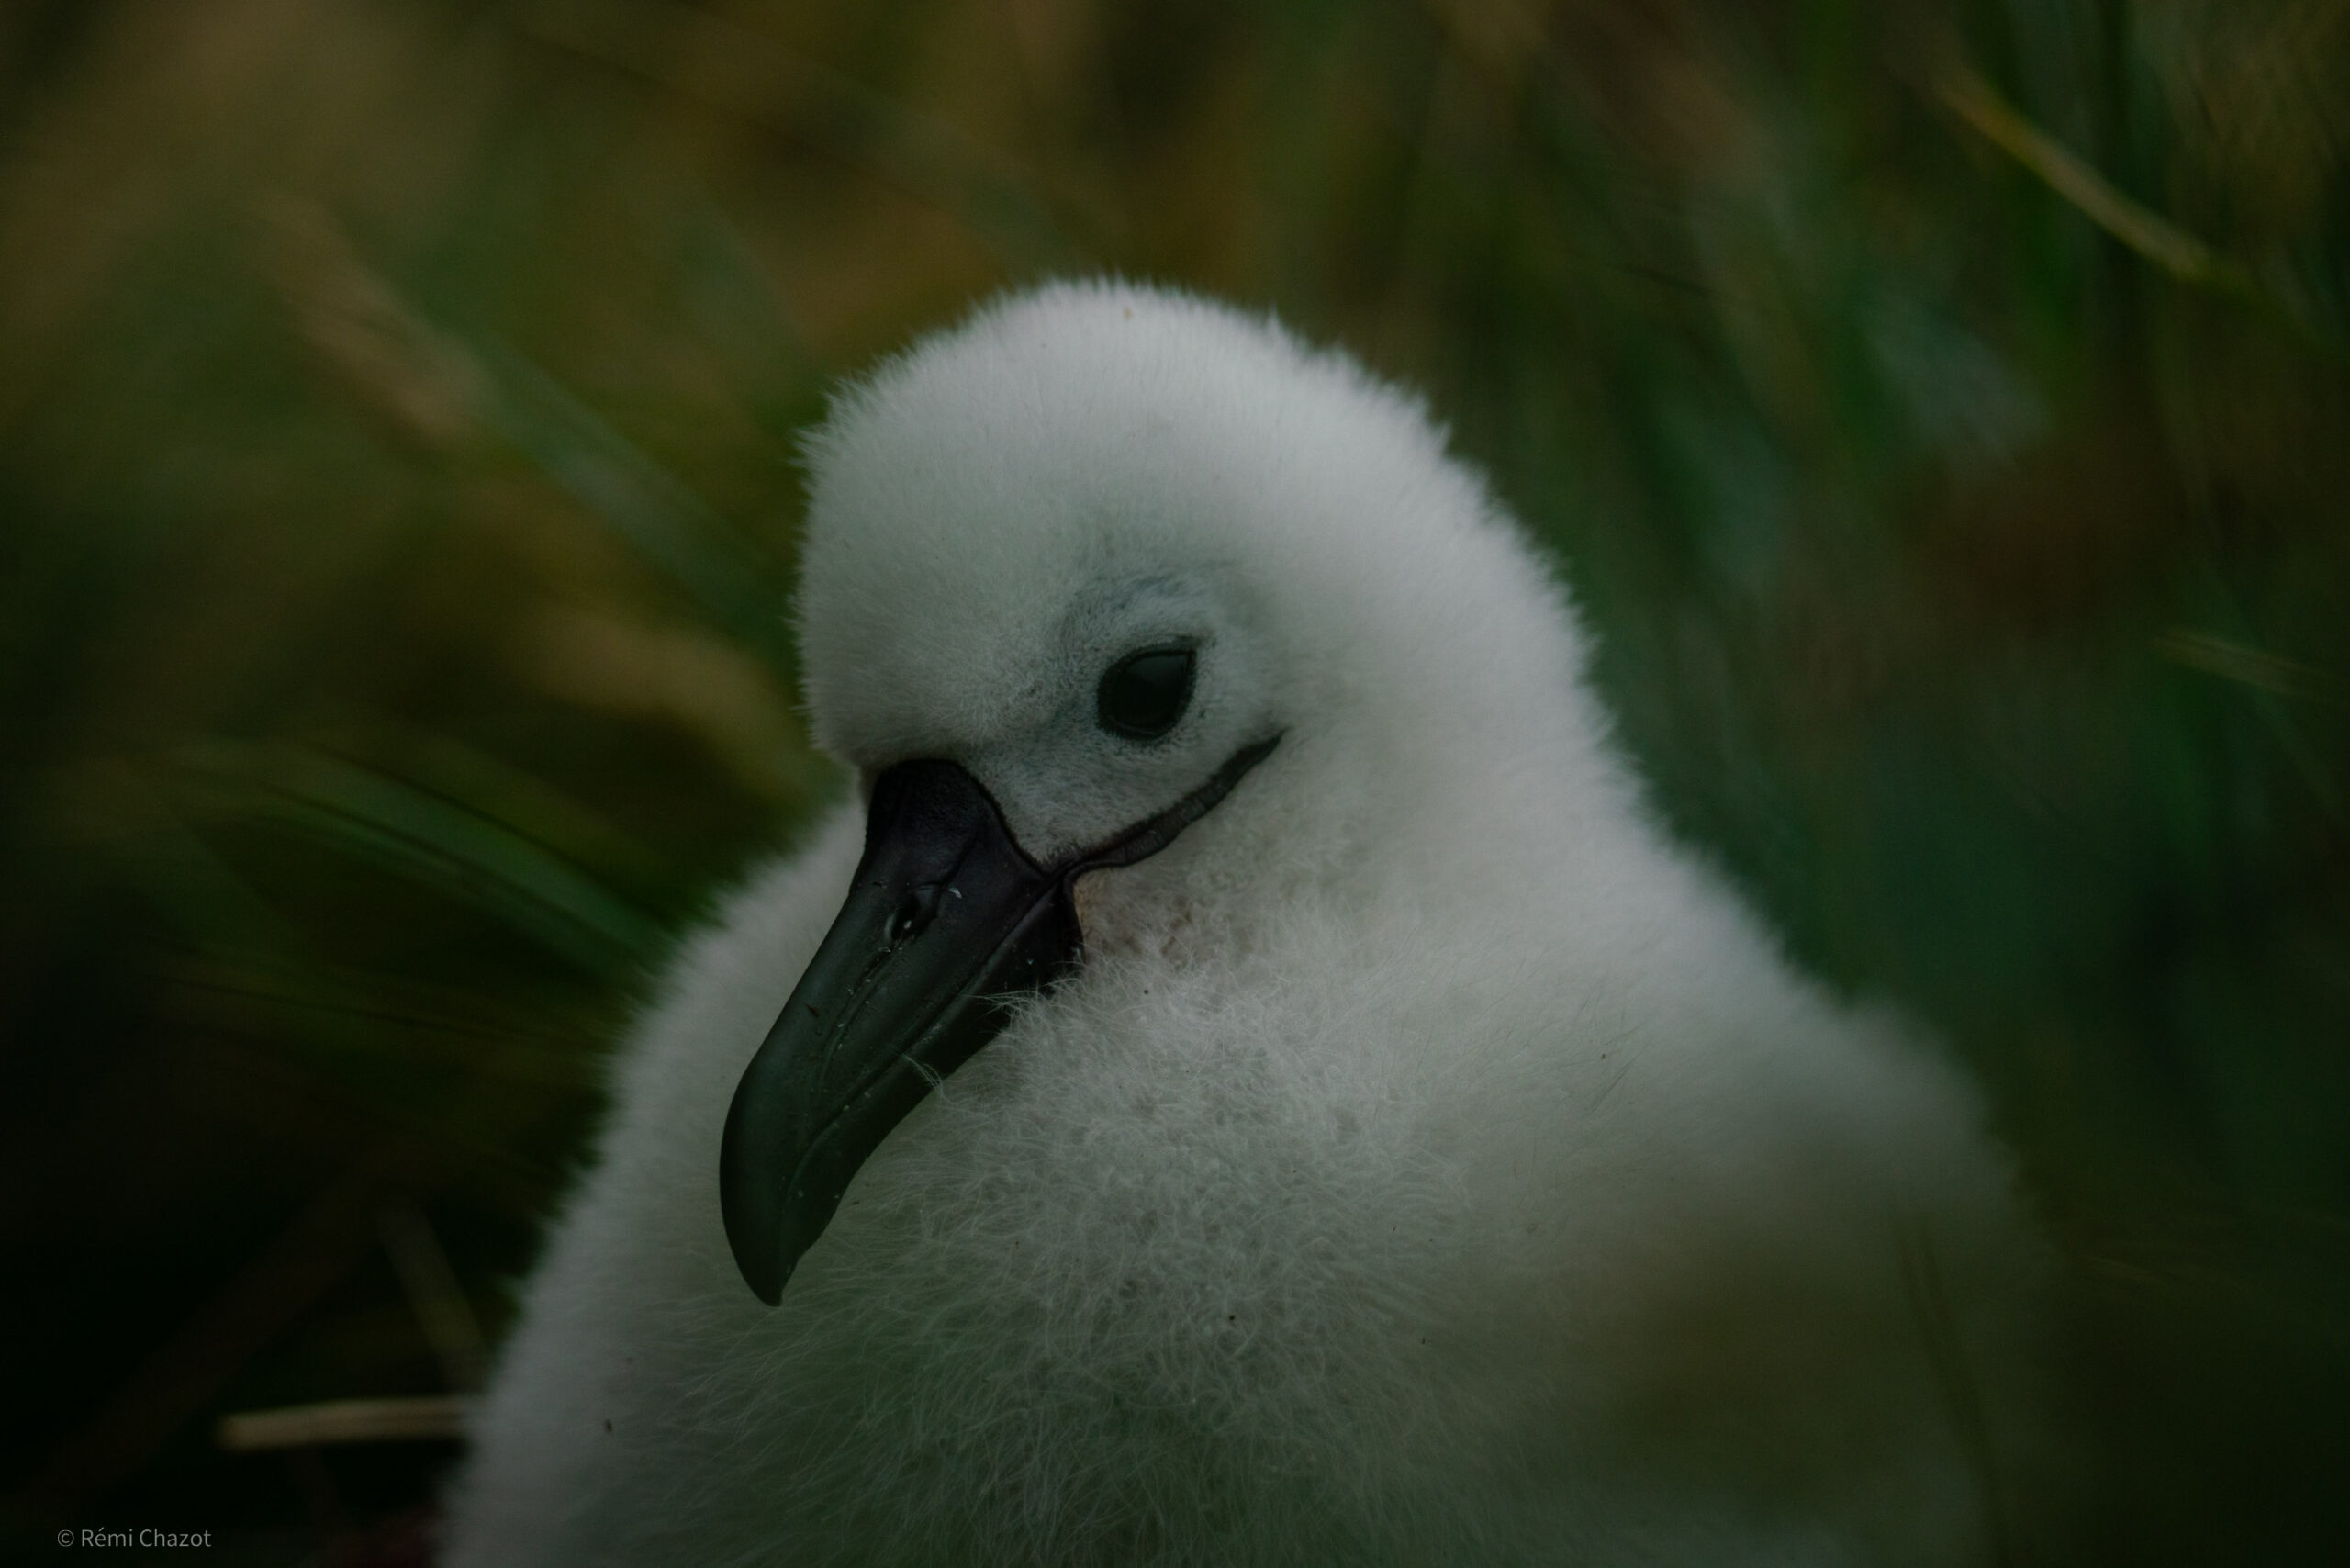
1 1 2344 1562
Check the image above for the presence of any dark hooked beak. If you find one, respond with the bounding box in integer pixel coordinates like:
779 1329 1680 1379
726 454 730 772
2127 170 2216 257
720 737 1279 1304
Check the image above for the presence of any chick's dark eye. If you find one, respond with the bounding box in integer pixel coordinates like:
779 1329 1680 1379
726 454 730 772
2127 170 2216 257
1097 646 1196 741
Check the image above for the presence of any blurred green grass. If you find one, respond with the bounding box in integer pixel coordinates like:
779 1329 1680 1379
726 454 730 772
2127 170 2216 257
0 1 2344 1562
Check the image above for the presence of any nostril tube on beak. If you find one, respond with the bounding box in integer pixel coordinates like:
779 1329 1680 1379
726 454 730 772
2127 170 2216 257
889 885 943 946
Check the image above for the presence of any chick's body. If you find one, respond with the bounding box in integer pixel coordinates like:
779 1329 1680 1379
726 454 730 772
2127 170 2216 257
442 284 2046 1567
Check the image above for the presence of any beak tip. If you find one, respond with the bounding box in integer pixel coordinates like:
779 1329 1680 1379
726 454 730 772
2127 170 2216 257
729 1234 787 1307
720 1172 786 1306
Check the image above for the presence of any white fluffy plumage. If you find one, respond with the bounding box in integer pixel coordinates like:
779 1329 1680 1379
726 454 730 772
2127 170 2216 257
441 281 2047 1566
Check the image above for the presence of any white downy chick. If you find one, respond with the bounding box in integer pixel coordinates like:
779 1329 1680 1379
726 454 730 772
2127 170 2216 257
441 281 2048 1568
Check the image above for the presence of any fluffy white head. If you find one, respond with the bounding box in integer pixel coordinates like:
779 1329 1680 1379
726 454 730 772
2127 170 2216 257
797 281 1632 933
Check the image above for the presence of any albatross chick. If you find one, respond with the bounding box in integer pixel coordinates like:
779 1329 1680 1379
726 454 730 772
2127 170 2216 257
442 281 2048 1567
